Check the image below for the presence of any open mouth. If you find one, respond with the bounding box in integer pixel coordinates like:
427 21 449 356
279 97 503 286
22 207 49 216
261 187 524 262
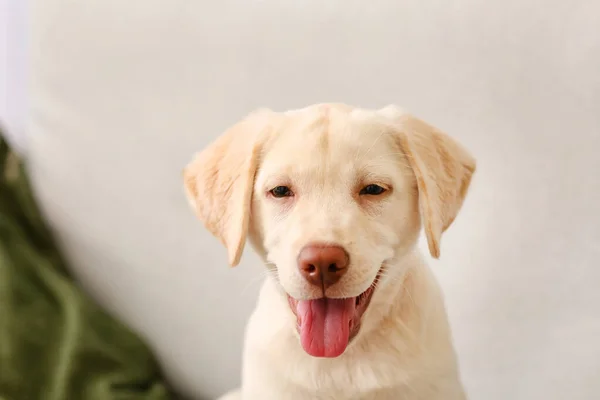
287 271 381 358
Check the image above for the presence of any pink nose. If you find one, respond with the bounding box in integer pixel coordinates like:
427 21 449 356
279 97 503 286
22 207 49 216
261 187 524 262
297 243 349 290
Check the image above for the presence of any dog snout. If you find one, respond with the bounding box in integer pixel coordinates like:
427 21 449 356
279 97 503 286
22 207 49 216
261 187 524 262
297 243 349 290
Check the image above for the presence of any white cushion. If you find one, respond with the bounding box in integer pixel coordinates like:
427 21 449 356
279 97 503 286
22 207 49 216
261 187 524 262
0 0 27 151
28 1 600 399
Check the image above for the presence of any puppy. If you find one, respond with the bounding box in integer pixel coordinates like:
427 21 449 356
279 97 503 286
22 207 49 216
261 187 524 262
184 104 476 400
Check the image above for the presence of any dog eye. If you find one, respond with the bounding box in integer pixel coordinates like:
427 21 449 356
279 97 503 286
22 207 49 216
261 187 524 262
359 184 386 196
269 186 294 198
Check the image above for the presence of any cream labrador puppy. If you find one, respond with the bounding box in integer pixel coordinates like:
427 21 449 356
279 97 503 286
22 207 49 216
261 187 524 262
184 103 476 400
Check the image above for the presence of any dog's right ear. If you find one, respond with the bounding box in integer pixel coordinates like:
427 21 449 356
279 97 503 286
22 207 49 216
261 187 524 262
183 109 274 267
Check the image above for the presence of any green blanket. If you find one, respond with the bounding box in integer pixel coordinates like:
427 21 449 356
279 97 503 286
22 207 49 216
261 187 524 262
0 134 172 400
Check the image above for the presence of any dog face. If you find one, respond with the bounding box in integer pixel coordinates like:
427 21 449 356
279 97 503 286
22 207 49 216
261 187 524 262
249 106 420 301
184 104 475 358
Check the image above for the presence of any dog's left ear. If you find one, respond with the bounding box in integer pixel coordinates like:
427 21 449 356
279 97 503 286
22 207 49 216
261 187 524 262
380 105 476 259
183 109 274 267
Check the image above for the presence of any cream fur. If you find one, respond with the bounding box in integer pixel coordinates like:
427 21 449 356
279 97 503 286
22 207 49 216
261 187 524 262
184 103 476 400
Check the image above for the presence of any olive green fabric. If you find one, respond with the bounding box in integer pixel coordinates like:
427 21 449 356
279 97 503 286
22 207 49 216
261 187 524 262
0 134 172 400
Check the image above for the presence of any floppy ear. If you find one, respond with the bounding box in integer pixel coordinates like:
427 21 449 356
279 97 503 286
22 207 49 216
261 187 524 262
183 109 273 266
380 105 476 258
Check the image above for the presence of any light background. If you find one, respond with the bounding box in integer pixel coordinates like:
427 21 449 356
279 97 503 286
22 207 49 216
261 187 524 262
11 1 600 399
0 0 27 150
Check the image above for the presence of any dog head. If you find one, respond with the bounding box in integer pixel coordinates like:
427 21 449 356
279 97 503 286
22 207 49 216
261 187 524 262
184 104 475 357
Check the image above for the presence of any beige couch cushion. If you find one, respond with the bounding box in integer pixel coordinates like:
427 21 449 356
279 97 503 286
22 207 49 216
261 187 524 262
28 1 600 399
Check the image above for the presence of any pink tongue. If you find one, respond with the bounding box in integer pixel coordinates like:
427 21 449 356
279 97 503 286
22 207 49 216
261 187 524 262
296 298 355 358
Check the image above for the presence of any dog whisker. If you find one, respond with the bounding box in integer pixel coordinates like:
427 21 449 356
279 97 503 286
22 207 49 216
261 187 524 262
360 129 388 159
240 269 276 296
